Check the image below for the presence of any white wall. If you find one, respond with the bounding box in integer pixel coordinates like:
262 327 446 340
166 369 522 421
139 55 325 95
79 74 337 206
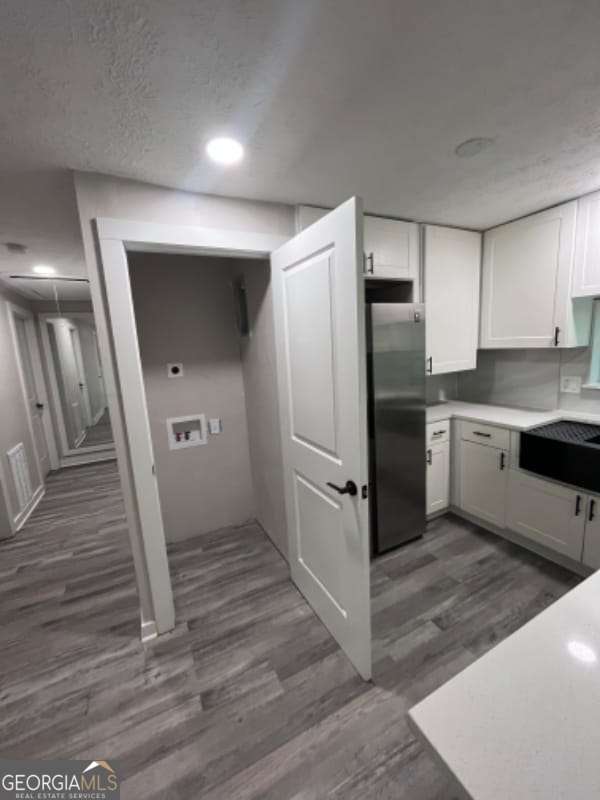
129 253 256 542
47 318 85 448
236 259 288 559
74 170 295 627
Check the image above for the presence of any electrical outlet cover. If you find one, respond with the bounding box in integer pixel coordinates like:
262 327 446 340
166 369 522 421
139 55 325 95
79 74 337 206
560 376 582 394
167 362 184 378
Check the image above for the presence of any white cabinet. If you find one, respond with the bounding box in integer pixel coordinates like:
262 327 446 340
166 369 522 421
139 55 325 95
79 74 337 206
426 421 449 515
296 206 420 296
424 225 481 375
507 470 585 560
573 191 600 297
582 495 600 569
480 201 590 349
459 439 508 527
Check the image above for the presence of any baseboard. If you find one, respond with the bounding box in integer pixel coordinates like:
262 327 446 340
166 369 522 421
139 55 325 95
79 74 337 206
449 506 591 577
14 485 45 532
60 451 117 468
141 620 158 642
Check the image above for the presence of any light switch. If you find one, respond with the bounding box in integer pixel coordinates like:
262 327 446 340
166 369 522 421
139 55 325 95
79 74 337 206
209 418 222 435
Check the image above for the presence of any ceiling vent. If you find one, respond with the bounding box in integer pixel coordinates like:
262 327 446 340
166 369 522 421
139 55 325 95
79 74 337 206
4 242 27 254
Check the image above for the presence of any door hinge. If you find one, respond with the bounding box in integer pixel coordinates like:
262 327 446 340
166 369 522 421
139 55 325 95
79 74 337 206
361 484 368 499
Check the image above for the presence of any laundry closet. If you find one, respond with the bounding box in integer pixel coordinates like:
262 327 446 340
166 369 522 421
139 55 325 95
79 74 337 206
128 252 287 558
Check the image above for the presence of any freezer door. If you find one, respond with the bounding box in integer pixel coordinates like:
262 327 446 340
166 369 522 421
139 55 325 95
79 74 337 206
369 303 426 554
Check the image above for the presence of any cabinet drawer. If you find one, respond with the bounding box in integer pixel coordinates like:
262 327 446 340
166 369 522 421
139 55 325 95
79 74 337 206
427 421 449 446
461 421 510 450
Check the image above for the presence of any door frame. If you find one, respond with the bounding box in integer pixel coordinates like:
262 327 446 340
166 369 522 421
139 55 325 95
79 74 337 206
39 312 116 464
7 301 59 477
92 217 288 638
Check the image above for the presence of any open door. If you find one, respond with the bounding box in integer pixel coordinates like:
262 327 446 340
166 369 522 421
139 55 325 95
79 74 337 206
272 196 372 679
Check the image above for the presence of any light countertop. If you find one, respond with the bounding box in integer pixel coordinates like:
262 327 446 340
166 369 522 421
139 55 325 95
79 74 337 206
409 568 600 799
426 400 600 431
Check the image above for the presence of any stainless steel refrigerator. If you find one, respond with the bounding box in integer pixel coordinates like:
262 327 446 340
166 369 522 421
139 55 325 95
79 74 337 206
366 298 426 555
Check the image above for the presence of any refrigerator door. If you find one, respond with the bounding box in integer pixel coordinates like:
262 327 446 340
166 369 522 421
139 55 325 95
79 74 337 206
368 303 426 554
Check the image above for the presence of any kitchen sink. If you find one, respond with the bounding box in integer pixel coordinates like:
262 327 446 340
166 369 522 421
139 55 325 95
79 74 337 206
520 420 600 492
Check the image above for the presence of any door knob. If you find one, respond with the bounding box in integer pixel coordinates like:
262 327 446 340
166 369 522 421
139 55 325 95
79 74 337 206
35 402 44 410
327 480 358 497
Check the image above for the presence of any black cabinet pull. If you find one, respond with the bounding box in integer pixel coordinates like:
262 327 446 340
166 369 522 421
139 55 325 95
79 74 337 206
35 402 44 410
575 495 582 516
327 480 358 497
554 326 560 346
427 356 433 374
589 499 596 522
499 452 506 470
473 431 492 438
432 430 446 436
426 449 433 465
366 252 374 274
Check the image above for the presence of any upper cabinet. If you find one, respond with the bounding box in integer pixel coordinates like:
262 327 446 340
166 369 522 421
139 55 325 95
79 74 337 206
573 191 600 297
423 225 481 374
480 201 590 348
296 206 420 298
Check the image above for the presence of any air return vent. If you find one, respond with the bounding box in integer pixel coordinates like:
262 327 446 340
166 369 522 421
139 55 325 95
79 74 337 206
7 443 33 512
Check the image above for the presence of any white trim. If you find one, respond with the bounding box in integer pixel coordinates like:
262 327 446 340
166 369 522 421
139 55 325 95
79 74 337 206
141 619 158 642
93 217 288 638
13 484 45 531
38 312 116 465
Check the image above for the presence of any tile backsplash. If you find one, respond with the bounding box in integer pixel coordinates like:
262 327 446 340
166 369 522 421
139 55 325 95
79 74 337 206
451 348 600 414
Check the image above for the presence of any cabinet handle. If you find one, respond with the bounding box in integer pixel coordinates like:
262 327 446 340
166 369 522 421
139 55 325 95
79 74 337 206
575 494 582 516
366 252 374 274
473 431 492 438
427 356 433 374
554 326 560 347
433 430 446 436
426 448 433 465
499 452 506 470
589 499 596 522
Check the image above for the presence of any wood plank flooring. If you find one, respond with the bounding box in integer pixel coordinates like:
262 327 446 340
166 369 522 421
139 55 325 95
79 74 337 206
0 462 581 798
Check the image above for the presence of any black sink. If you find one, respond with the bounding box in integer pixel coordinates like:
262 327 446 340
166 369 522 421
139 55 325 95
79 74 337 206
520 420 600 492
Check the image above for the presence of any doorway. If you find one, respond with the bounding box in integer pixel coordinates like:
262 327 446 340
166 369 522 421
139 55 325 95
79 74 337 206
93 201 371 677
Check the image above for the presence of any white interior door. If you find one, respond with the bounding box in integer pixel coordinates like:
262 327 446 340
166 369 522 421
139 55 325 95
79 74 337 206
13 312 49 480
272 196 372 679
70 325 93 427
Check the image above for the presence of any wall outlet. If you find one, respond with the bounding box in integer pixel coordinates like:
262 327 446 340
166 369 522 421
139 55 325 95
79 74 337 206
560 375 582 394
167 362 184 378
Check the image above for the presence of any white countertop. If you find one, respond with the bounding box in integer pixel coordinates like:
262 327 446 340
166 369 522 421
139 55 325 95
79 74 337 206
426 400 600 431
409 569 600 799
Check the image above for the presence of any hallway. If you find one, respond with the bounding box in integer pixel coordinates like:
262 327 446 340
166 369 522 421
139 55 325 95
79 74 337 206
0 462 578 798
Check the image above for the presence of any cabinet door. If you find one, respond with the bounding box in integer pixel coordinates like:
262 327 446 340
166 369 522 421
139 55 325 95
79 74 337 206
480 202 577 348
460 440 508 527
424 225 481 374
573 192 600 297
426 442 449 515
582 495 600 569
507 470 585 560
364 216 420 290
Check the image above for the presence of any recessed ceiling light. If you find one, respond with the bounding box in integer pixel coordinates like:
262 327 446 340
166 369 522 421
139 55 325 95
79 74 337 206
455 137 495 158
567 640 597 664
206 137 244 165
32 264 56 275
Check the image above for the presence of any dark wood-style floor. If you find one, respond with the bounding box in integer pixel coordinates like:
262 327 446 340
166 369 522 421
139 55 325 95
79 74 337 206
81 408 113 446
0 462 581 798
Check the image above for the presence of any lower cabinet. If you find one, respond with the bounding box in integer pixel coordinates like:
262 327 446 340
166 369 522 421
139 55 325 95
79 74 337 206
459 439 508 527
507 471 585 561
427 441 449 515
582 495 600 569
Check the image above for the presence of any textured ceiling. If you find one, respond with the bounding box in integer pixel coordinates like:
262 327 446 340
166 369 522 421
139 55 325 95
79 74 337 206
3 0 600 280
